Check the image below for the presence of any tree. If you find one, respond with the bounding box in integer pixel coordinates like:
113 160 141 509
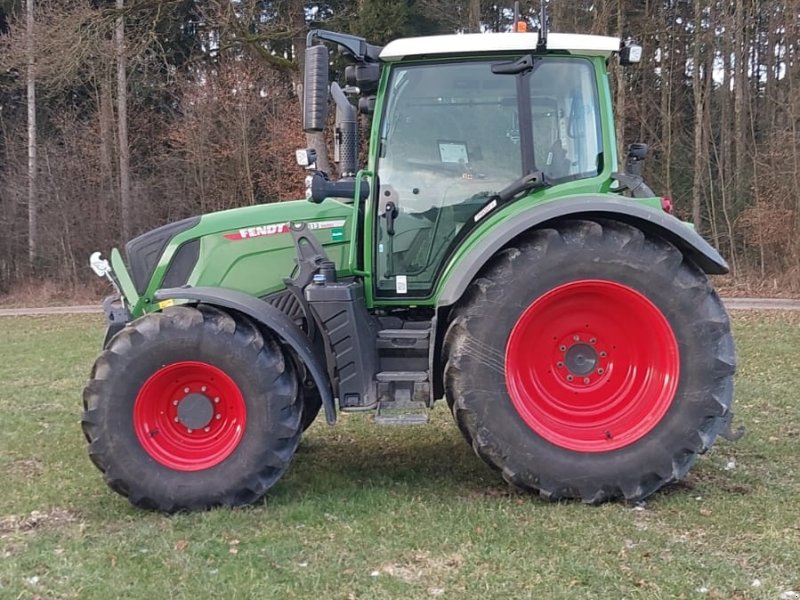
1 0 800 293
26 0 36 268
116 0 132 240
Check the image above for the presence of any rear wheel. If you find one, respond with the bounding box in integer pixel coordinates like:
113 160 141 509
443 219 735 503
82 305 302 512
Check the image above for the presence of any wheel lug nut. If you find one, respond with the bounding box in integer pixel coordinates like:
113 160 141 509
583 377 590 384
559 345 567 352
174 417 179 422
598 368 605 375
573 335 580 342
600 352 607 358
204 427 210 432
173 400 179 406
184 387 190 394
566 375 574 382
201 386 207 392
187 429 193 434
590 338 597 344
216 414 222 420
556 361 564 369
214 397 220 404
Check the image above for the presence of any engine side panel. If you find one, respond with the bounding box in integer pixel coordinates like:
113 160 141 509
126 199 354 317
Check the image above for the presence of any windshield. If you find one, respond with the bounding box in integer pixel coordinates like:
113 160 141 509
375 57 602 297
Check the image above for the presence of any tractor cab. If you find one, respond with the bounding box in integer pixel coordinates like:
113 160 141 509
301 29 634 299
373 36 609 296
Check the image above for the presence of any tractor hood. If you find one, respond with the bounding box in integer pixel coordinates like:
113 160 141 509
119 199 354 317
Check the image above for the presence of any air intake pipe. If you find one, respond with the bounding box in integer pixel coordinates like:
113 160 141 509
303 44 329 133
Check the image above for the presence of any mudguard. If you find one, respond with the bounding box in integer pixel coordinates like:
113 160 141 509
154 286 335 424
436 195 729 307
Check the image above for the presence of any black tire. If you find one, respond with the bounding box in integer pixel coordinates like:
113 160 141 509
82 305 302 512
300 385 323 431
443 219 736 503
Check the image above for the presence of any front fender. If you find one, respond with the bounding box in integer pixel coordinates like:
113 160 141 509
436 195 728 308
154 286 335 425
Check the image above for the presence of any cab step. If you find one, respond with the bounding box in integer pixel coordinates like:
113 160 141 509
376 370 428 382
374 370 429 426
377 329 430 351
377 327 430 375
374 398 429 425
374 409 429 426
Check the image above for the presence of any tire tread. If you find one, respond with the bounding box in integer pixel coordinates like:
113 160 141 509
443 219 736 504
81 304 302 513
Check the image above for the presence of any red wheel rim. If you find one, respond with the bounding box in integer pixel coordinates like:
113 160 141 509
134 361 246 471
505 280 679 452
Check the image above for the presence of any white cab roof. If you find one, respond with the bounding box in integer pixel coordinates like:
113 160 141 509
380 32 620 62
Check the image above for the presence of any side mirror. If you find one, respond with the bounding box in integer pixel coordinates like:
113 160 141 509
304 45 330 132
359 96 376 115
625 143 648 177
345 64 381 94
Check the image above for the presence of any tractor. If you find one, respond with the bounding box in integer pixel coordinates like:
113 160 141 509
83 11 737 512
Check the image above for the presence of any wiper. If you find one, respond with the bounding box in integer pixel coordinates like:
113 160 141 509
492 54 537 75
493 171 550 203
468 172 549 225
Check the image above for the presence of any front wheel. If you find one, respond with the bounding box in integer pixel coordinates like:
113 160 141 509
443 219 736 503
82 305 302 512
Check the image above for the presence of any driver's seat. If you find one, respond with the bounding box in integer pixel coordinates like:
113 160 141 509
545 139 571 179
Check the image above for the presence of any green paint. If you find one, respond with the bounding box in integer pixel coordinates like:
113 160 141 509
107 43 667 318
114 200 353 318
110 248 139 308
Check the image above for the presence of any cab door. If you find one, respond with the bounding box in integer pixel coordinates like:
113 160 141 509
370 57 604 301
371 60 522 299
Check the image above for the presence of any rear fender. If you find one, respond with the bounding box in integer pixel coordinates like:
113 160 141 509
154 286 335 424
436 196 728 308
430 196 729 401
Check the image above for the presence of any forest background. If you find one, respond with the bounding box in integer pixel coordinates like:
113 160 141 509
0 0 797 296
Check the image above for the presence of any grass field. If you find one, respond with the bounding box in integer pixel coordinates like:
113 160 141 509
0 312 798 599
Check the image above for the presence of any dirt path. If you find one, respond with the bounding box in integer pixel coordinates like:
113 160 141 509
0 305 102 317
721 298 800 311
1 298 799 317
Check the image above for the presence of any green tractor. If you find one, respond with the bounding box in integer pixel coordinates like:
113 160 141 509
83 16 737 512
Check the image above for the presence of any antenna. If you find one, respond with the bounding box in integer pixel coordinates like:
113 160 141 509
537 1 549 53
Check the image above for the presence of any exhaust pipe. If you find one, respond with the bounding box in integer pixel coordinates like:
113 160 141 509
331 83 358 178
